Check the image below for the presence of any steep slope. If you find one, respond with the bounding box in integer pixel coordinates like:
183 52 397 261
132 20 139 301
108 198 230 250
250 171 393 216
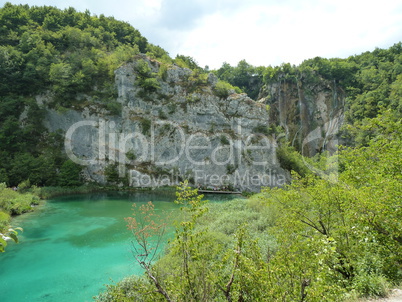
43 55 288 191
258 75 345 157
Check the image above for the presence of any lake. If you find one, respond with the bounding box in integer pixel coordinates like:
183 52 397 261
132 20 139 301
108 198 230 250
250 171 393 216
0 191 237 302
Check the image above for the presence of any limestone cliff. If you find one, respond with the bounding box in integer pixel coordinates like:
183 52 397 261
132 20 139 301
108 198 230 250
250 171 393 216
257 74 345 157
42 55 288 191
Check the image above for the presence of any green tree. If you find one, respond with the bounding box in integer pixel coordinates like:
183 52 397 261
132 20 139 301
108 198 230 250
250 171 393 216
58 160 82 186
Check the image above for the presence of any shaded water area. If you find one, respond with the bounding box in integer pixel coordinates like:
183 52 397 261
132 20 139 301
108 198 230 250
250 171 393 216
0 191 237 302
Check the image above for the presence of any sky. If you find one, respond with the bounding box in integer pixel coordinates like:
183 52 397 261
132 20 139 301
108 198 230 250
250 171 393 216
5 0 402 69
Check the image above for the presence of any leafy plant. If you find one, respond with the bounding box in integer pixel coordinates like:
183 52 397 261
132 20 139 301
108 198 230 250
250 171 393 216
226 163 236 174
125 150 136 161
213 80 239 98
0 226 23 252
58 160 83 187
140 118 152 135
104 163 120 183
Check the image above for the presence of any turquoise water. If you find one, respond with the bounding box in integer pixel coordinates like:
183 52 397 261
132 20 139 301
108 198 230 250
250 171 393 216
0 191 236 302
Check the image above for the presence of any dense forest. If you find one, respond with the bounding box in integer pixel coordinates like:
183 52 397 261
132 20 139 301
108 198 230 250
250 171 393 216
0 3 401 301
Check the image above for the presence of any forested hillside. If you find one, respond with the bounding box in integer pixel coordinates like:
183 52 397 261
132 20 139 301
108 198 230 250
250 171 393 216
1 3 402 189
0 2 164 187
0 3 238 188
1 3 402 300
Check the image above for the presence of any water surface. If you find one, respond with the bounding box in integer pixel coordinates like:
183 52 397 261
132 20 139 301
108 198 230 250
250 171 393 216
0 191 236 302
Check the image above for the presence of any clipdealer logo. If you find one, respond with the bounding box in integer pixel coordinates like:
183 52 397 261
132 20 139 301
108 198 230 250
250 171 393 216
64 117 339 187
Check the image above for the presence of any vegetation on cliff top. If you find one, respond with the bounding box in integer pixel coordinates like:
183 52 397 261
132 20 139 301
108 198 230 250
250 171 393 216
215 43 402 146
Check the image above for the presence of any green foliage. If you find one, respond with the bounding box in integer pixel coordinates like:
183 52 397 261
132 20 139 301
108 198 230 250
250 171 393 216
146 44 172 63
0 181 38 251
104 163 120 183
135 59 160 92
157 64 169 81
58 160 82 187
157 109 167 120
219 134 230 145
125 150 136 161
0 3 171 189
35 184 101 199
184 70 209 94
0 211 10 232
0 3 162 100
214 60 264 99
96 275 156 302
100 112 401 300
140 118 152 135
0 226 23 253
105 101 122 115
213 80 240 99
212 44 402 147
174 55 201 70
140 77 160 92
276 143 311 177
351 273 389 298
226 163 236 174
252 124 270 135
135 59 152 77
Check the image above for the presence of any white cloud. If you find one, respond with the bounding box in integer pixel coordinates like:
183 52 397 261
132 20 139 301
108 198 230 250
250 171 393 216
5 0 402 69
168 0 402 68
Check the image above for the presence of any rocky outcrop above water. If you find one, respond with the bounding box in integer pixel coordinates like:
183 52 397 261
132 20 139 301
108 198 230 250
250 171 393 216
43 55 288 191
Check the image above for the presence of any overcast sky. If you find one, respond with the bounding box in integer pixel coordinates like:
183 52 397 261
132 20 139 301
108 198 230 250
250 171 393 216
5 0 402 69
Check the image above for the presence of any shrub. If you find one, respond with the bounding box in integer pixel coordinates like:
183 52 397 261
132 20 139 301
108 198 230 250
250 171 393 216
135 59 152 77
158 64 168 81
125 150 136 161
253 124 270 135
7 195 32 215
0 211 10 232
226 164 236 174
105 102 122 115
352 273 389 298
58 160 83 187
276 143 310 177
213 80 238 98
158 109 167 120
220 135 230 145
140 118 152 135
104 163 120 183
140 77 160 92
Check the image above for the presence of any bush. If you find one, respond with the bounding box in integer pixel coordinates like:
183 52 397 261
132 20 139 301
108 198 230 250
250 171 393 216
140 118 152 135
58 160 83 187
213 80 239 98
226 164 236 174
104 163 120 183
96 275 153 302
220 135 230 145
253 124 270 135
352 273 389 298
276 143 310 177
140 77 160 92
0 211 10 232
7 195 32 215
105 102 122 115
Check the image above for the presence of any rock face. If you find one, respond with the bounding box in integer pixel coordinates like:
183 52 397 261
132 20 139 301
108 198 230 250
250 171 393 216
43 56 288 191
258 76 345 157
